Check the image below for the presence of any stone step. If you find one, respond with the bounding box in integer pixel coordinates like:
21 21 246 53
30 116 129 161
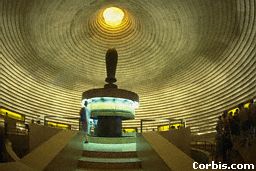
88 136 136 144
83 142 136 152
77 157 142 169
82 150 138 158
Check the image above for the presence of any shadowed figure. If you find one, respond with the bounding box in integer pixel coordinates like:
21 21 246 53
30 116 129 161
80 102 89 143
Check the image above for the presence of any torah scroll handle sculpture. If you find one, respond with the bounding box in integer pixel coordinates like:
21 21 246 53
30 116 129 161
105 48 118 88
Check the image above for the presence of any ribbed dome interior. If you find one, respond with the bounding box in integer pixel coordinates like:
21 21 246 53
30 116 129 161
1 0 255 133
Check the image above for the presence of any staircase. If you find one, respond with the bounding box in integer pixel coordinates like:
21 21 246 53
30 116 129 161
77 150 142 170
77 141 142 170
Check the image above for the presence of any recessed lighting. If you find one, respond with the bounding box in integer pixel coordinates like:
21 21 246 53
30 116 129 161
103 7 124 27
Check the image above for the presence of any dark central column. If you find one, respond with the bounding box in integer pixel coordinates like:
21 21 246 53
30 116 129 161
96 116 122 137
95 48 122 137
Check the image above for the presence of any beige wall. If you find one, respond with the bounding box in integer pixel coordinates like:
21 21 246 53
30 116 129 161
142 132 195 171
136 134 170 171
0 129 78 171
159 127 191 156
22 130 77 170
29 124 61 151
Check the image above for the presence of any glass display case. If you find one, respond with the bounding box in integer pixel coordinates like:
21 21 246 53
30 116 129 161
88 118 98 136
47 121 71 130
16 122 28 134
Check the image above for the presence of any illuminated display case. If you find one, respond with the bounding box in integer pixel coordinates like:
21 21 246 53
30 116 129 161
158 123 185 131
0 108 26 134
0 108 25 121
228 108 239 116
83 97 139 137
122 127 137 133
47 121 71 130
16 122 27 134
86 97 138 119
122 127 137 136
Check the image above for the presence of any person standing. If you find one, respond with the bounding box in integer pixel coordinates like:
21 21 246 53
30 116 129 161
80 102 89 143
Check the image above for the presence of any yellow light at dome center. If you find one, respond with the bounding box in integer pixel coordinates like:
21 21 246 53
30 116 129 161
103 7 124 27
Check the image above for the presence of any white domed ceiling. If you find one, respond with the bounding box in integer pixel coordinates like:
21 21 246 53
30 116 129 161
1 0 256 133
